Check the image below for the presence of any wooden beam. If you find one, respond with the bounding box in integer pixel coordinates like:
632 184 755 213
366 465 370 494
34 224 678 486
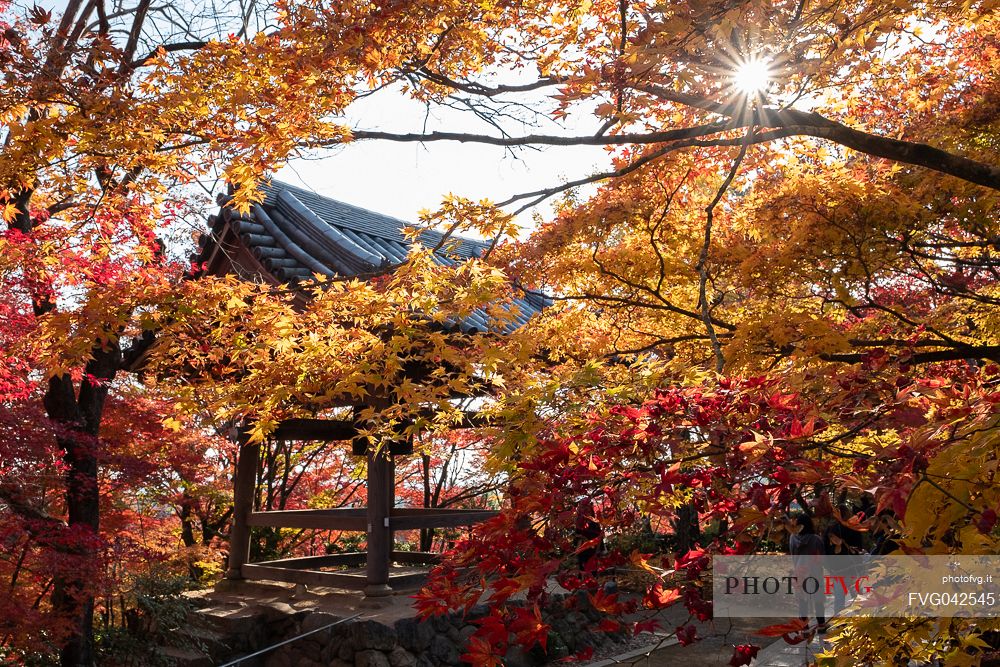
254 553 368 569
351 437 413 456
388 509 498 531
389 507 496 516
388 453 396 561
348 408 497 457
240 508 496 531
266 407 497 452
272 418 358 441
247 509 367 531
248 551 438 569
241 562 428 590
365 448 394 596
380 571 428 590
390 551 441 565
201 223 233 276
241 564 367 589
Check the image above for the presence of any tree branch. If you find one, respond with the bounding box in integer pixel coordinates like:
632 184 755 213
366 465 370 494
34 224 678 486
130 40 210 68
344 123 731 148
698 127 754 372
415 68 567 98
819 345 1000 365
342 89 1000 192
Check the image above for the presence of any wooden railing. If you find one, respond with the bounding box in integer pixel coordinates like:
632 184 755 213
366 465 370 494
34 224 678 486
238 508 498 591
245 507 497 531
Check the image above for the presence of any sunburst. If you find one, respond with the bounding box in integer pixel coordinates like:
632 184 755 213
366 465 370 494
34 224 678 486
732 55 773 95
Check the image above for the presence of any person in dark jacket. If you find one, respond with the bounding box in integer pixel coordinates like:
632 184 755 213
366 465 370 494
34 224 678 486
824 504 864 614
789 512 827 632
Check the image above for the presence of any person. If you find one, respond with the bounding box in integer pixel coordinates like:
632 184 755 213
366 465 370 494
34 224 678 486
824 504 864 615
789 512 827 633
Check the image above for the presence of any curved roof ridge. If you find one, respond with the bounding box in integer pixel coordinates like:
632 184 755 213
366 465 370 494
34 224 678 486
263 180 489 259
251 204 335 278
275 190 384 272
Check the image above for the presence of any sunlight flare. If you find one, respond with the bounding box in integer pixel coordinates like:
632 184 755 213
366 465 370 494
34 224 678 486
733 56 773 94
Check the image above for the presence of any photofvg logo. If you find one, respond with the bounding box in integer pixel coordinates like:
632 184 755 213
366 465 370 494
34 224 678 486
723 571 872 596
712 555 1000 618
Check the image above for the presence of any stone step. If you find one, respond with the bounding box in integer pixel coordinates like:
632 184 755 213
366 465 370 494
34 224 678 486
178 598 312 663
177 625 231 660
158 645 213 667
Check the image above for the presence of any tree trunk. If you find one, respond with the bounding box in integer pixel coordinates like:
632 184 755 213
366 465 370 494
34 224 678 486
673 501 701 555
179 495 197 548
420 454 433 552
179 495 206 580
43 341 121 667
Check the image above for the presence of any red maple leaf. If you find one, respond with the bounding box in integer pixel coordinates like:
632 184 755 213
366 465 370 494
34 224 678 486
461 637 504 667
473 612 510 649
729 644 760 667
509 605 549 651
754 619 809 637
599 618 621 633
977 509 997 533
588 587 621 614
633 619 662 634
676 624 698 646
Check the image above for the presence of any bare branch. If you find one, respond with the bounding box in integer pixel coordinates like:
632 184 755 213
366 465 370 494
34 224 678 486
819 345 1000 365
698 127 754 372
130 40 210 67
342 91 1000 192
415 68 567 98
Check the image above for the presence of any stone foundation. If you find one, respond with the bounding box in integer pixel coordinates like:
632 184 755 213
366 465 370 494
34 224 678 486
262 595 628 667
172 586 629 667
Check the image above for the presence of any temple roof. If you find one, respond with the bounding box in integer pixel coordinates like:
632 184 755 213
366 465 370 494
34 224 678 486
193 180 548 333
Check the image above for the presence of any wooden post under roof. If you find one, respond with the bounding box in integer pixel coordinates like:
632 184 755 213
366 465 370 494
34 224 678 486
363 444 394 597
225 426 260 580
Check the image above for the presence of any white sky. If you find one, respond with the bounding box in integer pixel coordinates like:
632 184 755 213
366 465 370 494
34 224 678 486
276 87 610 233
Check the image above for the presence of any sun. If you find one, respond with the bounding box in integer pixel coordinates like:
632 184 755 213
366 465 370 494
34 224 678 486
733 56 772 95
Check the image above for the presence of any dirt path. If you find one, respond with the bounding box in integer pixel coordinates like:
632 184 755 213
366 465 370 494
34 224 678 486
594 615 779 667
639 622 774 667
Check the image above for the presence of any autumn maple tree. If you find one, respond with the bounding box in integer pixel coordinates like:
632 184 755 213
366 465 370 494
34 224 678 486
0 0 585 660
3 0 1000 665
373 2 999 665
0 0 525 661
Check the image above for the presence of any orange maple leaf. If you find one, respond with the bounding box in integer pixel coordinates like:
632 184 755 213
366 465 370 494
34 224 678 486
643 582 681 608
461 637 504 667
754 619 809 637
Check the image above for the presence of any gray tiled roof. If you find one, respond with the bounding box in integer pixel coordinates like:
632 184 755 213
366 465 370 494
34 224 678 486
194 180 548 334
261 181 488 261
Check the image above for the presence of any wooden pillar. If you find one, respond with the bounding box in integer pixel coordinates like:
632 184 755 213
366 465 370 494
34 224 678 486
365 446 394 597
387 453 396 551
225 428 260 580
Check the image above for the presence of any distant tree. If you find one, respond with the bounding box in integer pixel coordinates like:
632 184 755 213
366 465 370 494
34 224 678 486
393 430 503 552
